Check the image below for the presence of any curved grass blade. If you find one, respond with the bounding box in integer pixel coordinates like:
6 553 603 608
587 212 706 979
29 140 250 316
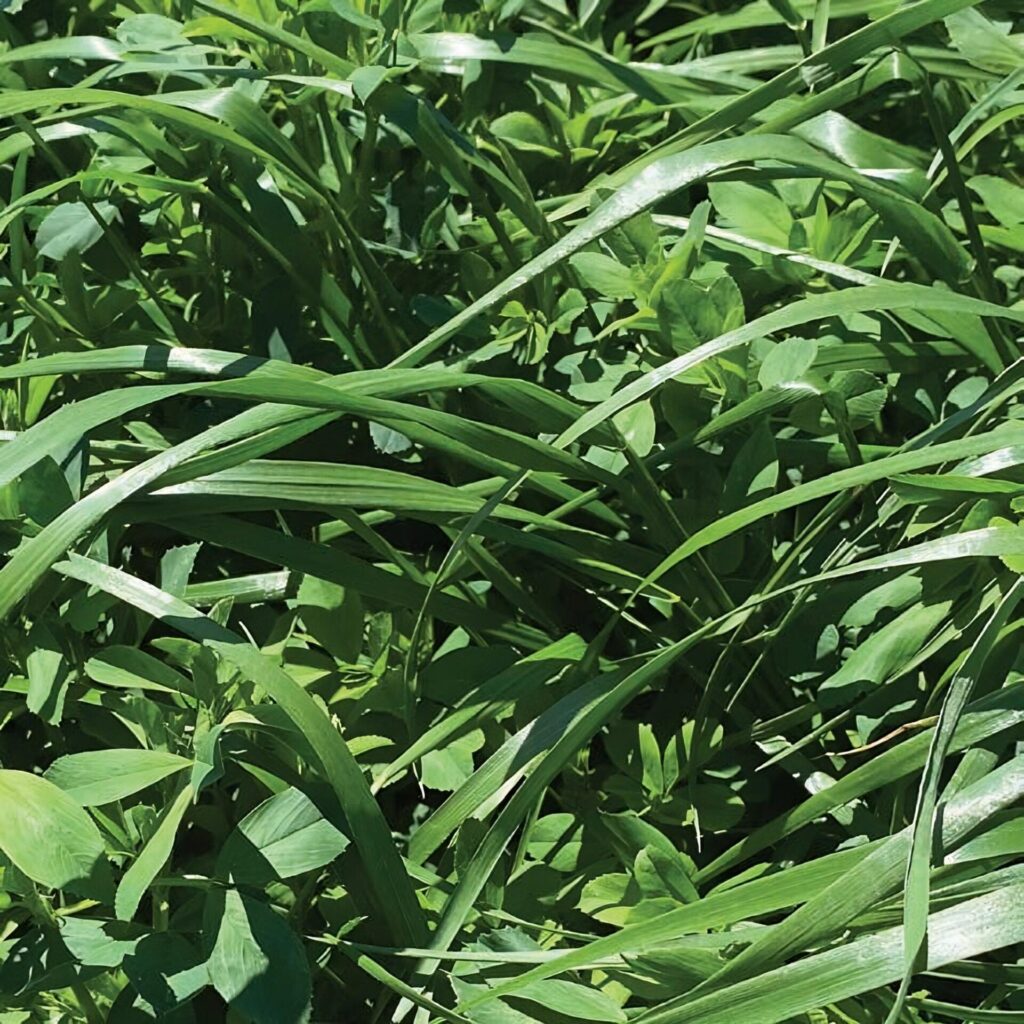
885 579 1024 1022
55 554 427 946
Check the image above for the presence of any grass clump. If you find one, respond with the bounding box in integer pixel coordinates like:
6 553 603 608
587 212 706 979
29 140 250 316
0 0 1023 1021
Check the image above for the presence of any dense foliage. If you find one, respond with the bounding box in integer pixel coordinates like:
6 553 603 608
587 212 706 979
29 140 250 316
0 0 1023 1020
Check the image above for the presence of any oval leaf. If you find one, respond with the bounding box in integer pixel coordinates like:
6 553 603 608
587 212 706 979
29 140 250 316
45 750 192 806
0 770 111 899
